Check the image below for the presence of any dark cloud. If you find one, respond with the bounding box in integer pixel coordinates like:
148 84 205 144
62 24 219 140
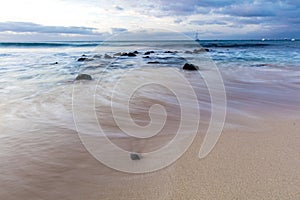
0 22 97 35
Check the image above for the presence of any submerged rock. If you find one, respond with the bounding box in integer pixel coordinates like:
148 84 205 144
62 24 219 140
147 61 160 64
127 52 137 57
130 153 141 160
144 51 155 55
143 56 150 58
77 57 87 62
193 48 209 53
104 54 112 59
75 74 92 81
113 52 122 56
77 57 94 62
120 53 128 56
93 55 102 58
164 50 174 53
133 50 139 54
120 52 136 57
183 63 199 71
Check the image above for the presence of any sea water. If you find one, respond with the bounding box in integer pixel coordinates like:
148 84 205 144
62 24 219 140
0 40 299 136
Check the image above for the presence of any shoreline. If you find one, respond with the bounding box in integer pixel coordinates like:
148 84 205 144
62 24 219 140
0 116 299 199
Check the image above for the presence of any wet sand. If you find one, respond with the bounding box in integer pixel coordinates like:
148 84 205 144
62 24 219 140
0 66 299 199
0 115 299 200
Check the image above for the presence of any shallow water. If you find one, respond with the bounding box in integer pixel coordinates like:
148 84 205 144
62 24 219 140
1 40 299 129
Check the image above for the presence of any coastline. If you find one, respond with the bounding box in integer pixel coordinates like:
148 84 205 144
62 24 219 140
0 40 299 199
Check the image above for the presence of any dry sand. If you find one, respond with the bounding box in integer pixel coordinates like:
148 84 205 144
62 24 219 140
0 115 299 200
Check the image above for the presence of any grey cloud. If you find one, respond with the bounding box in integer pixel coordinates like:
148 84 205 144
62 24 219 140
111 28 128 34
0 22 97 35
219 3 276 17
115 5 124 11
118 0 228 17
190 20 227 25
118 0 299 38
174 19 183 24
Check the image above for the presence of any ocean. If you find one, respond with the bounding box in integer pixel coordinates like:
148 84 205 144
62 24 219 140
1 39 299 110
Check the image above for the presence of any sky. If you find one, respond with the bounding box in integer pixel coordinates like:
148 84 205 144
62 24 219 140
0 0 299 41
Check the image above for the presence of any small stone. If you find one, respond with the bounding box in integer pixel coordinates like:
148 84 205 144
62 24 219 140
77 57 87 62
183 63 199 71
130 153 141 160
75 74 92 81
133 51 139 54
143 56 150 58
164 50 174 53
77 57 93 62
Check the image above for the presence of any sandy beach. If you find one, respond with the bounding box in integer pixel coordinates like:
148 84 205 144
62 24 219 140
0 107 299 200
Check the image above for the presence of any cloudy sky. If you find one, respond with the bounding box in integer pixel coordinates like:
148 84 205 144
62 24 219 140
0 0 299 41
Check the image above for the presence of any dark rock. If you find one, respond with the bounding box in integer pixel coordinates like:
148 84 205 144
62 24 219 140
193 49 203 53
104 54 112 59
82 54 87 57
77 57 87 62
113 52 122 56
164 50 174 53
77 57 94 62
147 61 160 64
143 56 150 58
127 52 136 57
130 153 141 160
120 52 136 57
75 74 92 81
93 55 102 58
133 50 139 54
193 48 210 53
144 51 155 55
184 50 193 54
183 63 199 71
